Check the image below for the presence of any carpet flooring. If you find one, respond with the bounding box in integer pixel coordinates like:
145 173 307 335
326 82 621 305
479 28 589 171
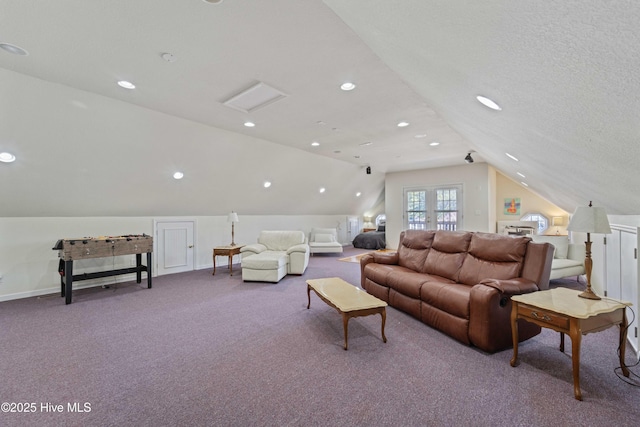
1 246 639 426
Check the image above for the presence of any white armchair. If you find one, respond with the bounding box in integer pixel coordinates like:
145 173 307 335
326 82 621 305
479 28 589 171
240 230 310 282
531 235 585 281
308 228 343 255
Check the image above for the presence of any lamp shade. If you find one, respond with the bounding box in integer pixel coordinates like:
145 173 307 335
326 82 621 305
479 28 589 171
567 206 610 234
227 212 239 223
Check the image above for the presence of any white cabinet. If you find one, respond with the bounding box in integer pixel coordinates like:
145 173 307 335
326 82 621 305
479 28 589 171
604 225 639 360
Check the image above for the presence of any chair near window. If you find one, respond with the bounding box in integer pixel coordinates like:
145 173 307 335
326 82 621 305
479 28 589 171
308 228 343 255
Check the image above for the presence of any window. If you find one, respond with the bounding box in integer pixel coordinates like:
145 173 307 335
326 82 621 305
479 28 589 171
434 187 458 231
404 185 462 231
406 190 427 229
520 212 549 234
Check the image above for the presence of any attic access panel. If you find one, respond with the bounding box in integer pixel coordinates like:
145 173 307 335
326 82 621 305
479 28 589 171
222 82 288 113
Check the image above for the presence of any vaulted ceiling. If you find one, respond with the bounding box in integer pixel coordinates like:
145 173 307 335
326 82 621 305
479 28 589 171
1 0 638 216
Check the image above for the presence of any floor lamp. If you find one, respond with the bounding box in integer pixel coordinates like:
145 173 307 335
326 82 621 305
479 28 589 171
566 201 611 300
228 211 239 246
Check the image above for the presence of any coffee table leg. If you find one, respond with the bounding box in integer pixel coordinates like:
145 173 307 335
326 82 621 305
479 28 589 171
570 318 582 401
307 285 312 309
342 313 350 350
510 302 519 367
381 308 387 343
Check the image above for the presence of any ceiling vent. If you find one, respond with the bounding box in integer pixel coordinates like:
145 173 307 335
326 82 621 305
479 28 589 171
222 82 288 113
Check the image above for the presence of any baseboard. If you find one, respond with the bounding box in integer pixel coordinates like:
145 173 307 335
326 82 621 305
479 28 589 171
0 273 141 302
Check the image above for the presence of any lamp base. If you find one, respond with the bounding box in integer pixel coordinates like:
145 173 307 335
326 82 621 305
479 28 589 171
578 288 601 300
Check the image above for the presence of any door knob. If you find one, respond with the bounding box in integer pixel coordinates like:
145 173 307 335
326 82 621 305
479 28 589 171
189 245 193 248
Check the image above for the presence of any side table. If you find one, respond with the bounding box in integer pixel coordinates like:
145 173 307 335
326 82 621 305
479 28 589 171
212 245 244 276
510 287 630 400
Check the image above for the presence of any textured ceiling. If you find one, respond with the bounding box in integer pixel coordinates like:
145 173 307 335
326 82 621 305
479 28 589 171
1 0 639 215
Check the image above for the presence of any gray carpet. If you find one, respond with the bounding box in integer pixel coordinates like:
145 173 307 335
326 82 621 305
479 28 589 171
1 247 639 426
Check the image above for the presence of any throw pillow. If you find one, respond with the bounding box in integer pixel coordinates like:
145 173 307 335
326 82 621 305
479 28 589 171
314 233 334 243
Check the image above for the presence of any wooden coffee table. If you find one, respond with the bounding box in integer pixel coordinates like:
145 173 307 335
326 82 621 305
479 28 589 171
510 287 630 400
306 277 387 350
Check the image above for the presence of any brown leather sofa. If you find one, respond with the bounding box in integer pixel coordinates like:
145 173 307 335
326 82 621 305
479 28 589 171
360 229 554 353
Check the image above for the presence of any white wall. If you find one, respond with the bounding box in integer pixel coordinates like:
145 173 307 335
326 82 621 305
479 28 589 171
0 214 350 302
384 162 492 249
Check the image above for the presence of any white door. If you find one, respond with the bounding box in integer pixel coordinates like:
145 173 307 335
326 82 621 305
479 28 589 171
155 220 195 275
347 216 360 243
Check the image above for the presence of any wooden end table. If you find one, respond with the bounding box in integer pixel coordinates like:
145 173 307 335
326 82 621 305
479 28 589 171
212 245 244 276
510 287 630 400
306 277 387 350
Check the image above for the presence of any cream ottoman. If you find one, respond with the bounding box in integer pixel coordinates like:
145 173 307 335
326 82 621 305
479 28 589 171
241 251 288 283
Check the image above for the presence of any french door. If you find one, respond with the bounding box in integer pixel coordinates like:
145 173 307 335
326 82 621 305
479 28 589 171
404 185 462 231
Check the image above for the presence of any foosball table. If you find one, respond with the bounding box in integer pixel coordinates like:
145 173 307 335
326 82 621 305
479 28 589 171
53 234 153 304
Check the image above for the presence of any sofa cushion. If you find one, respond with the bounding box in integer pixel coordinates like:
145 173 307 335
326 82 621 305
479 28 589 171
423 231 472 281
420 281 471 319
387 270 429 298
363 263 398 286
552 258 583 269
397 229 435 272
241 251 287 270
458 233 528 286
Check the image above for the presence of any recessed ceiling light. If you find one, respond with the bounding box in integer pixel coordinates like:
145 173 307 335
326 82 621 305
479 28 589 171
476 95 502 111
356 192 362 197
340 82 356 91
429 142 440 146
311 141 320 146
316 121 326 125
203 0 224 3
244 121 255 127
521 182 528 187
359 141 373 146
263 181 271 188
117 80 136 89
333 150 341 154
173 172 184 180
505 152 519 161
0 43 28 56
414 134 428 139
397 121 410 127
319 187 326 193
517 172 526 178
0 152 16 163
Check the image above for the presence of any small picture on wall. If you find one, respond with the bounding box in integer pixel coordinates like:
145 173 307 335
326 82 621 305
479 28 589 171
504 198 521 215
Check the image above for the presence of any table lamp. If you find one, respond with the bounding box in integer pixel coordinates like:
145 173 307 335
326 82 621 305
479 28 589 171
566 201 611 300
552 216 564 235
228 211 239 246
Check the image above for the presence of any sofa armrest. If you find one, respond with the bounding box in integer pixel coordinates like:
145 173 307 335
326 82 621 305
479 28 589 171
371 252 399 264
287 243 309 254
241 243 267 255
478 278 539 295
